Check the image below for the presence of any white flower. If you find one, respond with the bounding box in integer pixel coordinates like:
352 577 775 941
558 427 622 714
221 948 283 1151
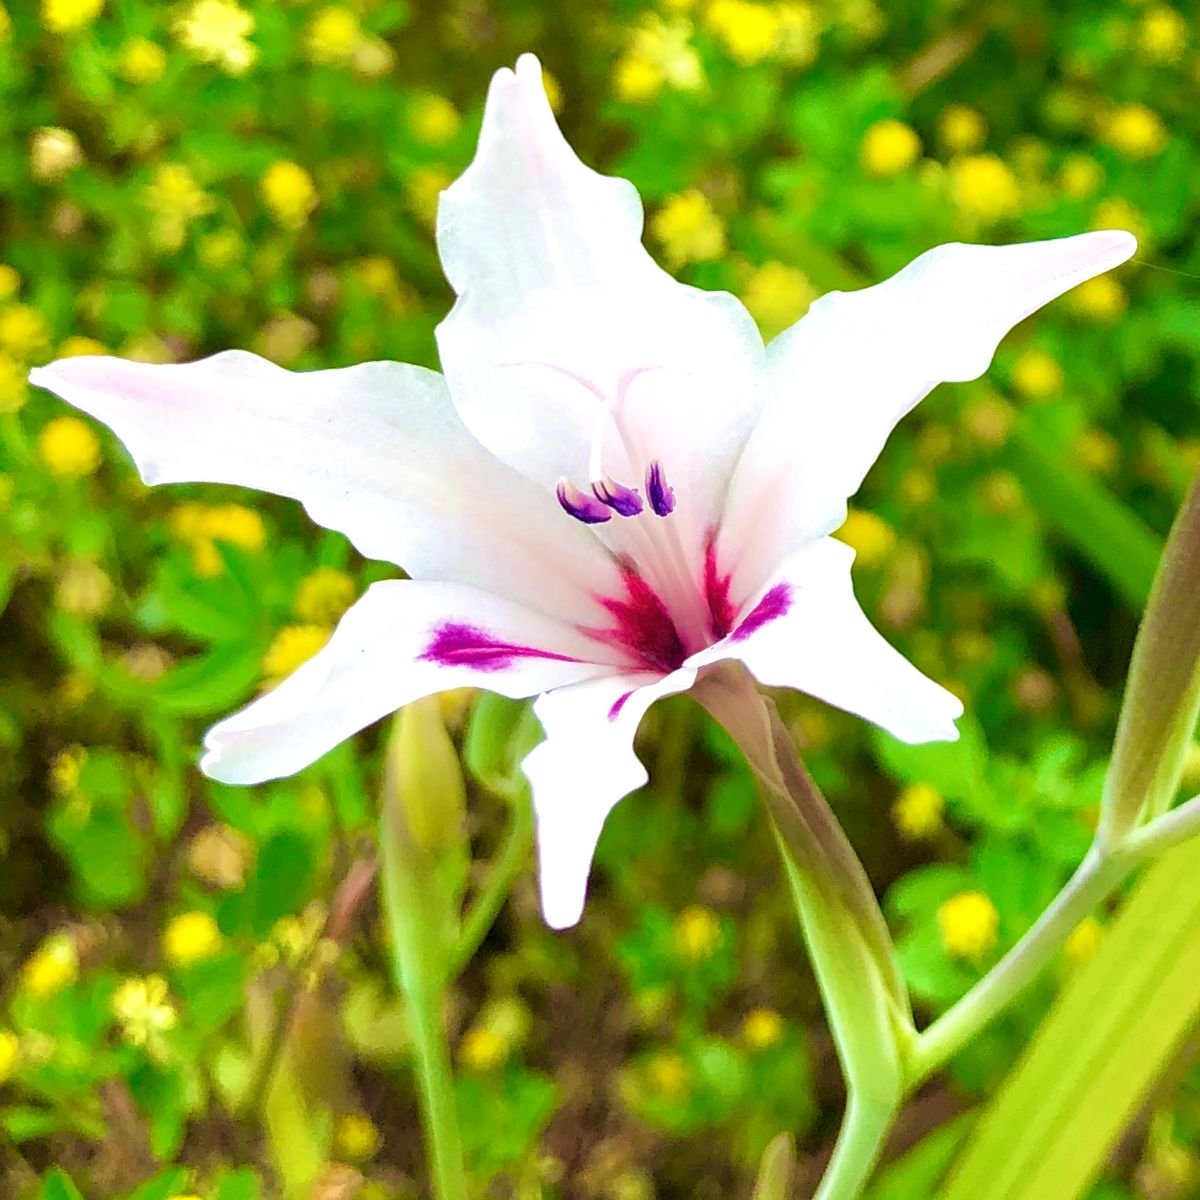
30 55 1135 928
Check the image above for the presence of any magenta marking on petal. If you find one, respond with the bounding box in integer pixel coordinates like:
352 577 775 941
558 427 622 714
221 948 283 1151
730 584 792 643
582 561 686 675
608 690 633 721
557 479 612 525
703 533 736 641
592 474 644 518
646 461 676 517
421 622 584 673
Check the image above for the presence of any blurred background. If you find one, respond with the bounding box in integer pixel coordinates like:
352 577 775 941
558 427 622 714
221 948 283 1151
2 0 1200 1196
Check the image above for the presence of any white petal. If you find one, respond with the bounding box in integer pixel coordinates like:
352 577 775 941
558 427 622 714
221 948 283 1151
436 54 764 545
691 538 962 744
203 580 617 784
721 231 1137 599
523 667 696 929
30 351 620 623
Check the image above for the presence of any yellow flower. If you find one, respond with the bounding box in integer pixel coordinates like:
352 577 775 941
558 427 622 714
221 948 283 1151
294 567 356 624
407 165 452 227
836 509 895 567
614 53 663 103
197 228 244 271
938 104 986 153
741 261 816 338
0 304 49 357
30 127 82 182
23 933 79 998
0 1031 19 1083
1138 6 1187 63
1057 154 1103 200
351 36 394 78
262 624 331 683
38 416 101 479
410 95 461 144
938 891 999 961
674 905 721 962
57 335 106 357
892 782 944 839
646 1051 690 1098
1103 104 1166 158
950 154 1020 224
117 37 167 84
1065 915 1105 964
305 6 362 64
1069 274 1126 322
334 1112 381 1161
0 264 19 300
1011 348 1063 401
175 0 257 75
459 1026 508 1072
861 119 921 177
774 2 819 67
0 355 25 414
741 1008 784 1051
163 911 222 968
705 0 781 65
144 164 214 252
260 161 318 229
651 189 725 268
618 15 703 102
41 0 103 34
112 974 178 1047
170 502 264 574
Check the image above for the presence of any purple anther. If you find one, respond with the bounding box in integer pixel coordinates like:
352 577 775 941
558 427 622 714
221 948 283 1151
557 479 612 524
646 461 676 517
591 474 644 518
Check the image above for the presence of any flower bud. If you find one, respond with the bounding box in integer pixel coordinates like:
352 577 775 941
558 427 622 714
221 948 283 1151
390 696 467 857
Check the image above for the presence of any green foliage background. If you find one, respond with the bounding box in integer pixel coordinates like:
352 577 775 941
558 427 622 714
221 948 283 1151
2 0 1200 1196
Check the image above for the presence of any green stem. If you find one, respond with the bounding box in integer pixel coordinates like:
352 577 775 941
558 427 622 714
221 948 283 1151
814 1094 900 1200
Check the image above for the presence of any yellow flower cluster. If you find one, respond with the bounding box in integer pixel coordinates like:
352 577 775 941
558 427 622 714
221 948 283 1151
30 127 82 182
294 566 356 624
118 37 167 85
1103 103 1166 158
705 0 782 65
262 624 331 684
837 508 895 567
407 165 452 227
22 933 79 997
169 501 265 575
112 974 178 1048
674 904 721 962
305 5 362 64
41 0 103 34
950 153 1021 224
410 95 461 144
144 164 214 252
862 119 921 177
260 161 319 229
938 890 999 961
938 104 986 153
175 0 256 76
334 1112 381 1161
458 1025 509 1072
1011 348 1064 401
38 416 102 479
651 189 725 268
741 1008 784 1051
614 16 704 104
0 1031 18 1084
162 911 222 968
1138 6 1188 63
892 782 944 839
741 261 817 338
1069 274 1126 321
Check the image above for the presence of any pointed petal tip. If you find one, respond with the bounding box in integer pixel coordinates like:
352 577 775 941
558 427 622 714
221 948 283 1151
514 51 543 80
1094 227 1138 264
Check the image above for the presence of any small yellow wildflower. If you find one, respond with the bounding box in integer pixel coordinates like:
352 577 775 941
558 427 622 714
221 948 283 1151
262 624 331 683
674 905 721 962
0 1030 19 1083
1069 274 1126 322
705 0 781 65
1138 7 1187 64
38 416 101 479
144 164 214 252
163 911 222 968
410 95 461 144
938 891 999 961
50 745 87 795
175 0 257 75
56 560 113 615
204 503 265 550
1057 154 1103 200
836 509 895 567
950 154 1021 224
938 104 986 153
1011 348 1063 401
741 1008 784 1051
407 165 452 227
651 189 725 268
774 3 819 67
459 1026 508 1072
117 37 167 84
861 119 921 177
30 127 82 182
41 0 103 34
1076 428 1120 476
335 1112 381 1161
305 6 362 64
112 974 178 1047
892 782 944 839
197 228 244 271
0 355 25 414
617 16 703 103
260 161 318 229
741 261 816 338
351 35 394 78
294 567 356 624
1103 104 1166 158
614 53 665 103
0 304 49 357
57 335 106 357
23 933 79 998
1065 915 1104 964
0 265 19 300
646 1051 690 1098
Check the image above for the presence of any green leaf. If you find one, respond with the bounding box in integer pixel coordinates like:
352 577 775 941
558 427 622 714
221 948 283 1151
39 1170 86 1200
154 639 265 716
753 1132 796 1200
939 838 1200 1200
867 1113 974 1200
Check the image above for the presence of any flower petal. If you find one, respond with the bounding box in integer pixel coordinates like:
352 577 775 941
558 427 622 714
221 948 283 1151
692 538 962 744
202 579 617 785
720 231 1137 599
30 351 620 622
436 53 764 546
523 667 696 929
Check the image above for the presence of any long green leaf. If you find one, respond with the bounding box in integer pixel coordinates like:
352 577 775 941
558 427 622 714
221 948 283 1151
939 838 1200 1200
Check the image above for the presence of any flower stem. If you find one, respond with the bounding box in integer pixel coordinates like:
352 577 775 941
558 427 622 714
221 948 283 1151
814 1094 899 1200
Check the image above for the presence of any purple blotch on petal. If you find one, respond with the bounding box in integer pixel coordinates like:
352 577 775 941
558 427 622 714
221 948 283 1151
646 461 676 517
730 584 792 643
608 690 633 721
421 622 584 673
592 474 644 518
557 479 613 524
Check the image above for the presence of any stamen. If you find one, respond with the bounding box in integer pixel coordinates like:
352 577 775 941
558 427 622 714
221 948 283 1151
557 479 612 524
646 461 676 517
592 474 644 518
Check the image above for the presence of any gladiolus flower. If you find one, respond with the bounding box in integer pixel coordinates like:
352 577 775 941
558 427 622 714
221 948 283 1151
30 55 1135 928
